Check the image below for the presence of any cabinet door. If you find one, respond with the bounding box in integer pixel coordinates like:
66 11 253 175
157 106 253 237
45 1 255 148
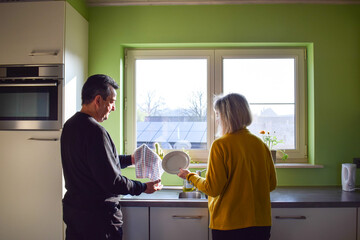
63 2 88 122
0 131 63 240
358 208 360 240
0 2 64 64
271 208 356 240
150 207 209 240
122 207 149 240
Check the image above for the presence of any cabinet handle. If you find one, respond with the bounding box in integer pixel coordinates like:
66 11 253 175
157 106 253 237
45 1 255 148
275 216 306 220
172 215 203 220
29 51 58 56
28 138 59 141
0 83 57 87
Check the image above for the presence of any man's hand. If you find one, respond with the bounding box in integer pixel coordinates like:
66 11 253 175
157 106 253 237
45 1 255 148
144 179 163 194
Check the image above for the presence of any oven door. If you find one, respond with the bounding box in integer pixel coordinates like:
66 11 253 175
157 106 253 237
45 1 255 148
0 79 62 130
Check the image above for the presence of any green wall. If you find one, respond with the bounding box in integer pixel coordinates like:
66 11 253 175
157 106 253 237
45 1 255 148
88 4 360 186
66 0 88 20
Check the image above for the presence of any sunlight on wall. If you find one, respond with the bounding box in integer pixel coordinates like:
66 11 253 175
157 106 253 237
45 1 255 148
64 75 78 122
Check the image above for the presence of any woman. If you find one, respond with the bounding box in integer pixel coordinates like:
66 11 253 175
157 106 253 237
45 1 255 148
178 93 277 240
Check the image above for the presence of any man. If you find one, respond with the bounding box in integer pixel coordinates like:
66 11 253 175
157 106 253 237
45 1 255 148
61 74 162 240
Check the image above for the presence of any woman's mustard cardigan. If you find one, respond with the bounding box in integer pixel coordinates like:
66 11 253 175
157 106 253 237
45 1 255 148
187 128 277 230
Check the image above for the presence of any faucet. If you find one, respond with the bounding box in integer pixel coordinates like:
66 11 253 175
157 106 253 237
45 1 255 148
194 169 206 192
195 169 206 177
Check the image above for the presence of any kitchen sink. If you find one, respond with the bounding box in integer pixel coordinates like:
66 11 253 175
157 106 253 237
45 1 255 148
121 187 208 200
178 191 203 199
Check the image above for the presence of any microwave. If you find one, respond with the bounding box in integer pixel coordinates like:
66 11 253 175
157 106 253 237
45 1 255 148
0 64 63 130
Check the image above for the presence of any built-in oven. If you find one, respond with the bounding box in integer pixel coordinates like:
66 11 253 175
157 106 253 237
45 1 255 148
0 64 63 130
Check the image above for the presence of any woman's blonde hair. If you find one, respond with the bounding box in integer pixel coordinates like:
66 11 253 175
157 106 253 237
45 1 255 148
214 93 252 135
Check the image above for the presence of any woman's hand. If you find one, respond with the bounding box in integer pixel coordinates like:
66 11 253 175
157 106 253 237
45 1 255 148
177 168 191 179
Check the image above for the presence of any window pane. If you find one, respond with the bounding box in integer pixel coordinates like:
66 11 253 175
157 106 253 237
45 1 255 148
136 59 207 150
223 59 295 103
248 104 295 149
223 58 295 150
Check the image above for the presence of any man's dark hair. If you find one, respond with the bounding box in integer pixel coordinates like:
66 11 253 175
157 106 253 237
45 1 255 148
81 74 119 105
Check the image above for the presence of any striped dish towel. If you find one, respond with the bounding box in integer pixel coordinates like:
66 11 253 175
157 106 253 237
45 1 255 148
134 144 164 181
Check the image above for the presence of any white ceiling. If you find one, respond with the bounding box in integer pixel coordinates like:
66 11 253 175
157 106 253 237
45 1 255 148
0 0 358 6
86 0 360 6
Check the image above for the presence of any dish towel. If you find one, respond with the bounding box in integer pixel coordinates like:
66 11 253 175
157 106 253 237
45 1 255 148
134 144 164 181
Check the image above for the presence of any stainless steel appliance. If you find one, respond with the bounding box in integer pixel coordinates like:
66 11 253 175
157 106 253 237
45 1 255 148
0 64 63 130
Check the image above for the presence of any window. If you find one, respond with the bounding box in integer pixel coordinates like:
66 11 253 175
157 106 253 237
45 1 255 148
125 50 214 160
125 48 307 162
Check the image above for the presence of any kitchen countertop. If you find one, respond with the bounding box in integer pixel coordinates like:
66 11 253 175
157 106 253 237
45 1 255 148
120 186 360 208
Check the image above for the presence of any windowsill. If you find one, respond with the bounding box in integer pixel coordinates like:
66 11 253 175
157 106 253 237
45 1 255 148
189 163 208 168
188 163 324 169
275 163 323 168
128 163 324 169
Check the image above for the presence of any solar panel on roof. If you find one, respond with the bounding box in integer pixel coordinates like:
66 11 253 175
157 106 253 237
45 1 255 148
168 131 189 142
160 122 180 132
137 131 158 142
137 122 150 131
185 131 205 142
136 121 208 149
176 122 194 131
190 122 207 131
146 122 164 131
200 132 207 142
152 131 172 142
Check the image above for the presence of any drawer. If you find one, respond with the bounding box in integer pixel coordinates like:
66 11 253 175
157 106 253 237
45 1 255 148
271 208 356 240
150 207 208 240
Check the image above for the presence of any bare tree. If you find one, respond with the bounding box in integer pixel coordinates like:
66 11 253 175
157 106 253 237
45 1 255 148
184 91 206 119
138 90 165 116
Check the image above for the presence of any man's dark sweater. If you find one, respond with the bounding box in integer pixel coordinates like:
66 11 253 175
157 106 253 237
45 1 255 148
61 112 146 228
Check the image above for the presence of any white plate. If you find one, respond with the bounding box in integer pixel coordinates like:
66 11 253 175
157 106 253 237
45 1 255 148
162 151 190 174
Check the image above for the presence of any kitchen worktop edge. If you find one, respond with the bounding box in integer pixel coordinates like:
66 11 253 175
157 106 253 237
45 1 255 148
120 186 360 208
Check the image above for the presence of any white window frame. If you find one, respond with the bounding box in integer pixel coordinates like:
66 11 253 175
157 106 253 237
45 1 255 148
124 49 215 161
215 48 307 161
125 48 307 162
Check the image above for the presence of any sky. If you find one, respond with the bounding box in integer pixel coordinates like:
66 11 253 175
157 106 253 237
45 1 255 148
135 58 295 116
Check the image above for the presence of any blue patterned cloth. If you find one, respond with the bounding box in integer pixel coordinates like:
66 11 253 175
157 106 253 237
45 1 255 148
134 144 164 181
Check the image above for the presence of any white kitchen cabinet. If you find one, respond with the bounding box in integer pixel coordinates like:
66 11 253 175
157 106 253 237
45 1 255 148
122 207 149 240
0 2 64 64
271 208 357 240
0 1 88 121
63 1 89 121
150 207 209 240
0 131 62 240
358 208 360 240
0 2 87 240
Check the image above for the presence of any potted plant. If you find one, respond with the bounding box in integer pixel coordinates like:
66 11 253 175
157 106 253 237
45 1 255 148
259 130 288 163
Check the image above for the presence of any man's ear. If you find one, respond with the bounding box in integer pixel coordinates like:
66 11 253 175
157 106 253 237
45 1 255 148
94 95 102 107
